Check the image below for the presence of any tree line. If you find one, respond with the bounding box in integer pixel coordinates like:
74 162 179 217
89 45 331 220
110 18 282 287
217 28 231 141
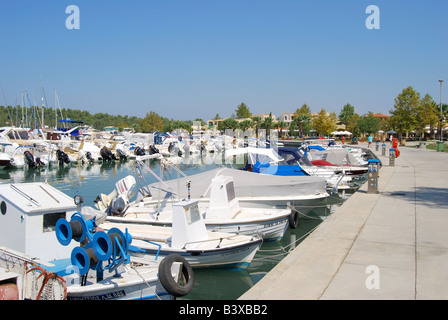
1 86 445 139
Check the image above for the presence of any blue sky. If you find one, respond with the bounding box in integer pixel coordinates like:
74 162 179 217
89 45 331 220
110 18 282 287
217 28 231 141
1 0 447 121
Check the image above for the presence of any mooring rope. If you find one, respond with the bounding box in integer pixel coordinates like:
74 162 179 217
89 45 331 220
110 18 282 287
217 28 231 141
252 224 320 262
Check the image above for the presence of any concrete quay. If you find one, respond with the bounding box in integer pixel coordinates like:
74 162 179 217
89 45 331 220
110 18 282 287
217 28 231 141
240 142 448 300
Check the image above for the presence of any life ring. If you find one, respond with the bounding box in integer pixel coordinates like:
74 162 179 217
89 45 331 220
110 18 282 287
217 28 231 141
288 210 299 229
158 254 194 297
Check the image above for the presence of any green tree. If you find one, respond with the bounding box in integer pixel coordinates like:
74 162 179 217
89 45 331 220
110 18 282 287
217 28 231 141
358 112 380 135
141 111 164 132
416 94 439 139
260 113 274 137
238 119 253 132
235 102 251 119
293 104 312 137
339 103 356 127
275 120 288 138
251 116 262 137
311 108 337 136
390 86 420 140
218 118 239 131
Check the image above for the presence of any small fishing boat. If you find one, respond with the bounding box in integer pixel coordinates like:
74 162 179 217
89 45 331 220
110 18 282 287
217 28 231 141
98 174 294 240
98 160 329 217
97 199 263 270
0 182 193 300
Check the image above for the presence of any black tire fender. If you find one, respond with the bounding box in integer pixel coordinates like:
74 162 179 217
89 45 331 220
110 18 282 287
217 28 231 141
288 210 299 229
158 254 194 297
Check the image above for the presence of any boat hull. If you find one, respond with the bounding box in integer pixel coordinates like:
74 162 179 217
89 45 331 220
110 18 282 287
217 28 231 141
131 239 263 270
66 267 173 300
106 214 290 241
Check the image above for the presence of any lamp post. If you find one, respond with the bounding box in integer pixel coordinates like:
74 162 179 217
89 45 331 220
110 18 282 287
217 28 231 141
439 79 443 141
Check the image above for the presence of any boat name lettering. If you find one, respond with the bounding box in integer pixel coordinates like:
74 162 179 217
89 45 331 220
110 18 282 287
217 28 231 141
222 246 250 257
264 221 283 228
67 290 126 300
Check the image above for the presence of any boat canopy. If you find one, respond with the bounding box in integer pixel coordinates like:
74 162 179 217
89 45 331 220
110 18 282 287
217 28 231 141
58 119 83 124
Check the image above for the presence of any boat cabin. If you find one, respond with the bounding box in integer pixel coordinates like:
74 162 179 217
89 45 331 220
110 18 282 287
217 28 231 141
0 183 78 261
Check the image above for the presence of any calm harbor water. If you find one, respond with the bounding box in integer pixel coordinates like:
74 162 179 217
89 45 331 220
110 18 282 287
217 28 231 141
0 156 355 300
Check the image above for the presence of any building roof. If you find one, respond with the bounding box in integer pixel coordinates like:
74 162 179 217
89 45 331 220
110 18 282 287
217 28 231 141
372 113 390 118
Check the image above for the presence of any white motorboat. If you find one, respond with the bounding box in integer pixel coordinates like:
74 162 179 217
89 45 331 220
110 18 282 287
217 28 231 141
98 199 263 269
226 146 359 191
0 182 193 300
98 174 293 241
125 160 330 215
296 144 369 173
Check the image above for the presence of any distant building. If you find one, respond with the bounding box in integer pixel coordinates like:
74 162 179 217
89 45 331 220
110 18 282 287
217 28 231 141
254 113 276 121
280 112 295 123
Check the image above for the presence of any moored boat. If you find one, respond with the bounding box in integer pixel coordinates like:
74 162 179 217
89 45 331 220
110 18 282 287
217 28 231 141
0 182 193 300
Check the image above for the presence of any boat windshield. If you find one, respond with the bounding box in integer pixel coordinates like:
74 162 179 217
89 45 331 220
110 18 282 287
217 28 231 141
7 130 31 140
278 148 314 166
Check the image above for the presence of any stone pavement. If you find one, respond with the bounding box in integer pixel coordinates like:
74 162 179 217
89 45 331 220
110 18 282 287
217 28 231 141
239 142 448 300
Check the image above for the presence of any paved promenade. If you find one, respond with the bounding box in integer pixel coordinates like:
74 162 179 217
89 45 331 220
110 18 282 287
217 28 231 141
240 142 448 300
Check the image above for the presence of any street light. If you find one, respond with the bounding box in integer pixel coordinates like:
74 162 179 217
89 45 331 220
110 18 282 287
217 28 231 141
439 79 443 141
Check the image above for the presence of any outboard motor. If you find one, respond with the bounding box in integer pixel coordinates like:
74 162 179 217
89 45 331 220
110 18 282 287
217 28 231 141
116 148 127 161
148 145 159 155
35 157 45 166
134 147 145 156
24 150 36 167
168 142 182 157
56 150 70 165
109 193 129 216
168 142 175 153
85 151 94 163
94 175 137 213
100 147 114 162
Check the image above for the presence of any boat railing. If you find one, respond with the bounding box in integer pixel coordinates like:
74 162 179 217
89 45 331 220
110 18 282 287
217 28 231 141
134 160 175 196
10 184 40 207
10 145 34 158
181 233 261 250
331 171 346 194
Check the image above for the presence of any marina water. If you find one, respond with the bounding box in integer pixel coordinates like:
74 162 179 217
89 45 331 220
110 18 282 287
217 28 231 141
0 157 352 300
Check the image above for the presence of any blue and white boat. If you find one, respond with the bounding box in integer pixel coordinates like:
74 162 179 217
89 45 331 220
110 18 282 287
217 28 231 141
0 182 193 300
98 172 293 241
225 146 359 191
99 199 263 270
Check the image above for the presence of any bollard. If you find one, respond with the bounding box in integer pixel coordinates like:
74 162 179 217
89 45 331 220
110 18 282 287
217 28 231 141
389 148 395 167
381 144 386 156
375 141 379 151
367 159 380 194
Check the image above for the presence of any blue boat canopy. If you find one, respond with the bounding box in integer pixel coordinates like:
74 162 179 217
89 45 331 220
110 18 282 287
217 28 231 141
58 119 83 124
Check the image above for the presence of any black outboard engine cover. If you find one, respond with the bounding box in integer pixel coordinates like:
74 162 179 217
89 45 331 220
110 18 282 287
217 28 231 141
116 149 127 161
168 142 175 153
56 150 70 165
134 147 145 156
35 157 45 166
148 145 159 155
86 151 94 163
100 147 114 162
24 151 36 167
